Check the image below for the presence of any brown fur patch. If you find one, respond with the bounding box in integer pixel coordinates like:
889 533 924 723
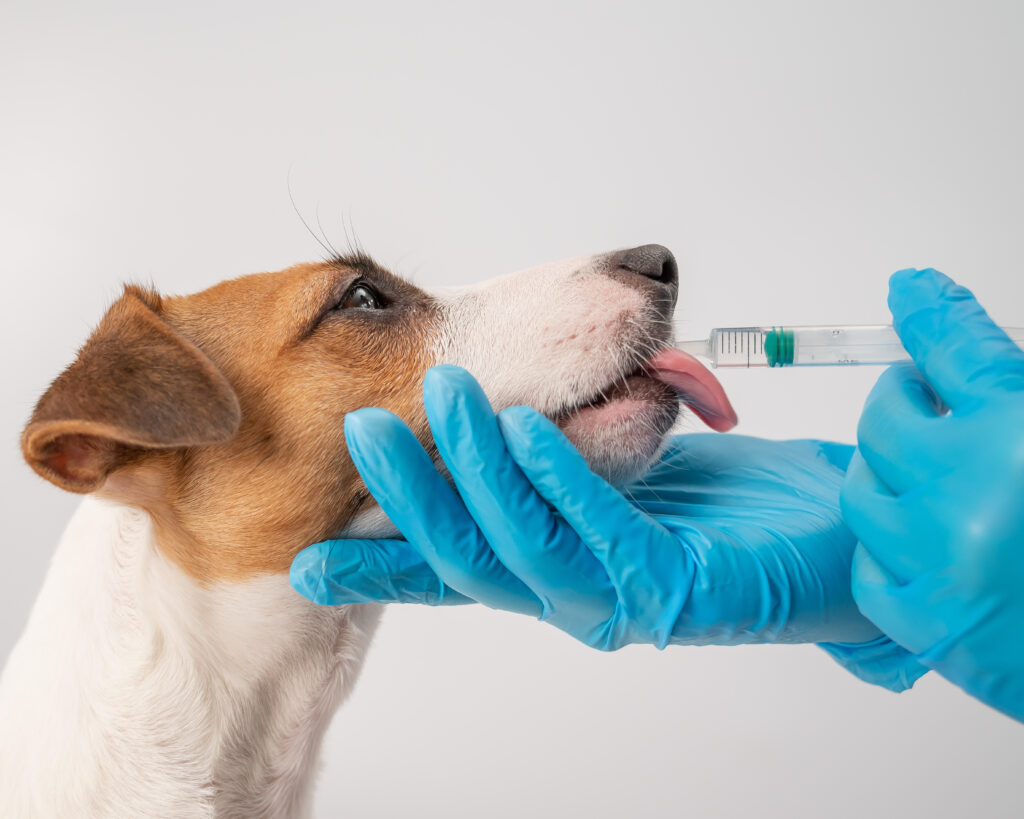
22 287 241 493
24 259 438 582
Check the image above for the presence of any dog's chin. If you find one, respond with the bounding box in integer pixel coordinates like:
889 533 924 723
554 374 679 487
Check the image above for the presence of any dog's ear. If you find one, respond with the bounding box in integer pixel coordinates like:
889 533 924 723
22 285 241 493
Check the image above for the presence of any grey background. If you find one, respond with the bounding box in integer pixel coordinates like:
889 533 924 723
3 1 1023 816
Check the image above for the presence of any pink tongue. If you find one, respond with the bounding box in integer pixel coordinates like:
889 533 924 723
645 348 738 432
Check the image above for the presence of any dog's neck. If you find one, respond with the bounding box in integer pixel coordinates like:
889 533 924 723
0 496 381 818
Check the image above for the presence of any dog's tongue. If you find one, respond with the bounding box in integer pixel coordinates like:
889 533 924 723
646 348 738 432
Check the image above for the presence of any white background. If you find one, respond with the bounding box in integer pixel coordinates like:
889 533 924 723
2 2 1023 817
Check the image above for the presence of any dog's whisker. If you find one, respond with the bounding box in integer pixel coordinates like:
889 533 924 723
315 203 343 260
287 172 337 263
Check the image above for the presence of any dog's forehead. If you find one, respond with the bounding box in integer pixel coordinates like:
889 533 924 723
165 261 335 321
160 260 377 354
165 258 425 324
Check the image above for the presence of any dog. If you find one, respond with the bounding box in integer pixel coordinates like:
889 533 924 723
0 244 735 817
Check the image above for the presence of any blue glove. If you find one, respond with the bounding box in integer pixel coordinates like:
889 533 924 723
292 365 916 685
841 268 1024 721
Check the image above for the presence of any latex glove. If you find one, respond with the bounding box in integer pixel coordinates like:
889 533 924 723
841 268 1024 722
292 366 900 663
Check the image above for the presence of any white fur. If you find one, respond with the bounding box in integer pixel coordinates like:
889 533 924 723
436 254 651 413
0 250 671 817
436 252 674 484
0 498 383 818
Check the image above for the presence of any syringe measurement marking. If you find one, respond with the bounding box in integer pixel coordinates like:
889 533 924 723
714 329 763 365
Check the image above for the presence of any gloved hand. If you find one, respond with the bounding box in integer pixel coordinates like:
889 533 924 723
292 365 919 689
841 268 1024 721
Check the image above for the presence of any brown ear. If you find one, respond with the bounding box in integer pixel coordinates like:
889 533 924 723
22 285 241 493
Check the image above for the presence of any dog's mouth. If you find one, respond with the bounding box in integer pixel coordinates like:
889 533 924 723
553 347 737 433
548 346 736 485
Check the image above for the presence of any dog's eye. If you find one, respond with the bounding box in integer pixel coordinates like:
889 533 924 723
338 282 383 310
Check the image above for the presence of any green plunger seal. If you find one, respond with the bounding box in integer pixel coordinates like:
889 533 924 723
765 327 795 367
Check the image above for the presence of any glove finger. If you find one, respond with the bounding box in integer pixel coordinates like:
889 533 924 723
840 451 922 583
856 362 948 494
498 404 690 649
291 539 473 606
817 635 930 693
888 268 1024 411
344 408 541 616
422 366 618 617
850 543 934 655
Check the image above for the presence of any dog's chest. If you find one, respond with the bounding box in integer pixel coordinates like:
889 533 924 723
0 498 381 818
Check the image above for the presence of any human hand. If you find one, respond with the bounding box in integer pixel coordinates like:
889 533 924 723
292 366 890 656
842 268 1024 721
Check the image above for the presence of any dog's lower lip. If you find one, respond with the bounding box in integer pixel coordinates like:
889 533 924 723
554 371 671 420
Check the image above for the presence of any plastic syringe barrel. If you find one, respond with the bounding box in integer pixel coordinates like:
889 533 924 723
696 325 1024 368
765 325 908 367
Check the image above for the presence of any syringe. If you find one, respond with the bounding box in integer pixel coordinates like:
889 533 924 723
677 325 1024 368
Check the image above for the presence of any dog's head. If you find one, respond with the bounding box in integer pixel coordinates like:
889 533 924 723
22 245 735 583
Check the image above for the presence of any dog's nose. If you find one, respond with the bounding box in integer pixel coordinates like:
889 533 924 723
615 244 678 287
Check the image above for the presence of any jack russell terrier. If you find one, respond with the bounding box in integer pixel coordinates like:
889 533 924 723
0 244 735 817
